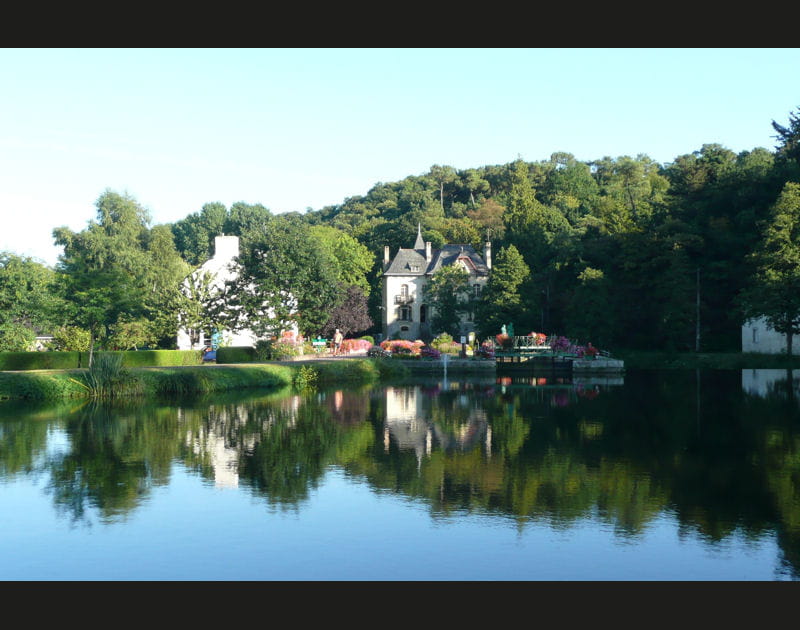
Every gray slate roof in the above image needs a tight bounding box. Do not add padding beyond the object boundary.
[384,244,489,276]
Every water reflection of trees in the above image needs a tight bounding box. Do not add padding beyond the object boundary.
[1,371,800,576]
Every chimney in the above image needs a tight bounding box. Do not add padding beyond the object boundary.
[214,235,240,261]
[484,241,492,269]
[425,241,431,262]
[383,245,391,271]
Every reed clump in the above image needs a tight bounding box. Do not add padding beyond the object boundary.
[83,353,138,398]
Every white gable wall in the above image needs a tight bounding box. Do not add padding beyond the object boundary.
[742,316,800,354]
[176,235,296,350]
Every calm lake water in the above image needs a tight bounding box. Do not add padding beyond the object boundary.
[2,367,800,581]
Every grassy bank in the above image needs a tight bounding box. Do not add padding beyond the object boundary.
[616,351,800,370]
[0,358,412,402]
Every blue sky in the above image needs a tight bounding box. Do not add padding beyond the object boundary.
[2,48,799,267]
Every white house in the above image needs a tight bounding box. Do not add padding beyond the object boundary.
[381,225,491,341]
[742,316,800,355]
[176,235,298,350]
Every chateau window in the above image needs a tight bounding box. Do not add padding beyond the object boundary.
[420,304,427,323]
[398,306,412,321]
[473,284,482,297]
[400,284,409,299]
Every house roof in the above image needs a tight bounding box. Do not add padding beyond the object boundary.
[383,243,489,277]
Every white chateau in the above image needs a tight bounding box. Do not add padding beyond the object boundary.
[381,225,491,341]
[176,235,297,350]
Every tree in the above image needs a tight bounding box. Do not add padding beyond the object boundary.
[108,317,157,350]
[170,202,228,265]
[428,164,458,213]
[466,198,505,241]
[0,252,64,337]
[48,325,91,351]
[173,270,223,350]
[427,265,471,337]
[772,107,800,168]
[308,225,375,295]
[222,216,339,338]
[475,245,530,339]
[321,284,373,338]
[53,189,176,363]
[141,224,193,347]
[739,182,800,355]
[0,321,36,351]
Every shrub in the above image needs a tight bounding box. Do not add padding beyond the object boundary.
[341,338,372,354]
[368,345,391,358]
[292,365,318,390]
[476,342,495,359]
[216,346,256,364]
[380,339,424,355]
[420,346,441,359]
[430,333,453,351]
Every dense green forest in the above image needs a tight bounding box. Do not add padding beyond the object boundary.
[2,108,800,354]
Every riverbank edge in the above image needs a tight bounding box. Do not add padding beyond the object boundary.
[3,352,798,402]
[0,356,493,402]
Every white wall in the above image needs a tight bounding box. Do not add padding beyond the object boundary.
[742,317,800,354]
[176,235,297,350]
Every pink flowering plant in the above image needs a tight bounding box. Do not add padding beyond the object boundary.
[476,341,495,359]
[420,346,441,359]
[550,336,572,352]
[380,339,425,355]
[341,338,372,354]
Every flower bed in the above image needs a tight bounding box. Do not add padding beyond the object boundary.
[380,339,425,355]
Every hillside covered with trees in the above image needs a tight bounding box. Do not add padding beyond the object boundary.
[2,108,800,354]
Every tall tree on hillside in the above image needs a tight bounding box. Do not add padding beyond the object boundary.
[739,182,800,355]
[429,164,458,213]
[466,198,506,241]
[772,107,800,169]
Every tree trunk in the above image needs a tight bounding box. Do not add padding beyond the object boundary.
[695,267,700,352]
[88,332,95,368]
[787,331,793,357]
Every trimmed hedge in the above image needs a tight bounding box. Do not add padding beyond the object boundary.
[0,351,84,371]
[0,349,204,371]
[216,346,257,364]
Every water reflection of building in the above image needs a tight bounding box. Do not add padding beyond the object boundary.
[742,369,800,398]
[182,395,302,488]
[382,385,492,466]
